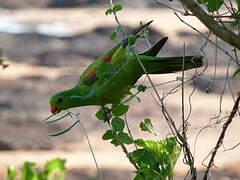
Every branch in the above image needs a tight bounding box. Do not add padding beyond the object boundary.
[102,108,140,171]
[203,92,240,180]
[174,12,238,64]
[178,0,240,51]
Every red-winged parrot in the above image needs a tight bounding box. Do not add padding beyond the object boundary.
[49,21,203,114]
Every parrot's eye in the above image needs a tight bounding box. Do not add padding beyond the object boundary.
[57,98,63,104]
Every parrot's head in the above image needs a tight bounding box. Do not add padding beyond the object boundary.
[49,88,80,114]
[49,86,93,114]
[49,90,70,114]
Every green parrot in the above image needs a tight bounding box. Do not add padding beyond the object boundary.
[49,21,203,114]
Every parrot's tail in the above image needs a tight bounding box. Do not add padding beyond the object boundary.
[141,55,203,74]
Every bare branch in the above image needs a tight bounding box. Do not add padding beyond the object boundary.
[203,92,240,180]
[174,12,238,64]
[178,0,240,51]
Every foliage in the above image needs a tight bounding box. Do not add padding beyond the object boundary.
[197,0,240,29]
[197,0,224,12]
[196,0,240,27]
[7,158,66,180]
[132,137,181,180]
[105,3,123,40]
[96,104,181,179]
[232,66,240,78]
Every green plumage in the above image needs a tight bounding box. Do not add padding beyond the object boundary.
[49,22,203,114]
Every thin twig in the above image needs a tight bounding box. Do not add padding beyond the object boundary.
[174,12,238,65]
[101,108,140,170]
[124,115,138,149]
[203,92,240,180]
[109,0,125,38]
[69,112,104,180]
[178,0,240,51]
[182,43,186,137]
[154,0,189,15]
[224,141,240,151]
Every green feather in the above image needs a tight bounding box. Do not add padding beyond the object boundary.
[49,22,203,113]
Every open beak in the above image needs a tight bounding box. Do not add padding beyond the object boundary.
[51,105,61,114]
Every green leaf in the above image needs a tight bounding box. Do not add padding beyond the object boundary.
[109,31,117,40]
[140,118,154,133]
[134,137,181,178]
[95,110,105,120]
[197,0,223,12]
[144,138,181,175]
[232,66,240,79]
[95,107,110,120]
[115,25,121,33]
[44,158,66,179]
[111,117,125,132]
[134,139,146,147]
[133,174,144,180]
[113,4,123,12]
[102,130,114,140]
[105,8,113,15]
[21,162,38,180]
[117,132,133,144]
[132,138,181,179]
[7,166,17,180]
[137,85,147,92]
[130,149,158,170]
[110,139,119,146]
[237,0,240,11]
[135,168,162,180]
[111,132,133,146]
[208,0,223,12]
[111,139,120,147]
[112,104,129,116]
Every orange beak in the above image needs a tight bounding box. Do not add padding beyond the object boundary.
[51,105,61,114]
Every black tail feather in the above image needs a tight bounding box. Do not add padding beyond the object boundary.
[140,37,168,56]
[142,55,203,74]
[133,20,153,36]
[122,20,153,47]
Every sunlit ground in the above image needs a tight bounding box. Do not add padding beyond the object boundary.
[0,7,240,179]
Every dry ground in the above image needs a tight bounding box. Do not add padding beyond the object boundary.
[0,8,240,179]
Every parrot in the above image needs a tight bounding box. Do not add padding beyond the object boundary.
[49,21,203,114]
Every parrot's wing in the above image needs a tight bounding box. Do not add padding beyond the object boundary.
[80,21,154,85]
[140,37,168,56]
[83,53,116,84]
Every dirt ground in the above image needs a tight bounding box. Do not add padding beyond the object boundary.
[0,7,240,179]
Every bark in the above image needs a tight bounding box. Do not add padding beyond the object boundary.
[179,0,240,51]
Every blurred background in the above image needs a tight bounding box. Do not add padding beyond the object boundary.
[0,0,240,179]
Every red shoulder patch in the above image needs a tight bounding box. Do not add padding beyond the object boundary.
[85,52,115,82]
[86,69,96,81]
[103,53,114,62]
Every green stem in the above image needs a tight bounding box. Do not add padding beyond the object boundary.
[109,0,125,38]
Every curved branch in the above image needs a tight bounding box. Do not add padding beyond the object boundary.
[178,0,240,51]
